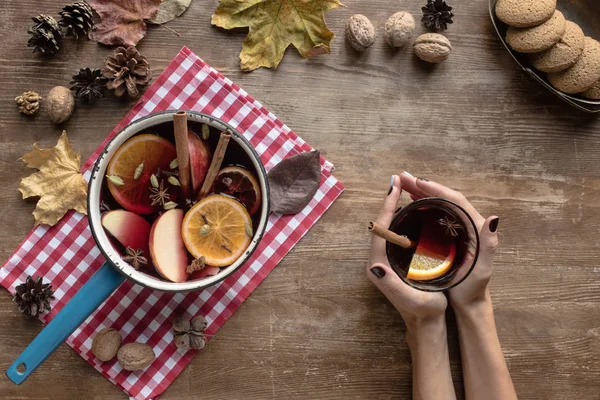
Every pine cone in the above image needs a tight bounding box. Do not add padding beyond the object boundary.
[70,68,107,103]
[102,46,151,98]
[13,276,55,317]
[421,0,454,32]
[15,91,42,115]
[59,1,94,39]
[27,15,63,56]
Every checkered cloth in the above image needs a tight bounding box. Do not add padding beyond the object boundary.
[0,47,344,399]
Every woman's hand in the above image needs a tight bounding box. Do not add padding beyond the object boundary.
[367,175,447,332]
[399,172,500,312]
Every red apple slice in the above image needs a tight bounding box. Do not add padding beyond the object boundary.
[149,209,188,283]
[188,131,212,194]
[102,210,152,270]
[188,266,220,280]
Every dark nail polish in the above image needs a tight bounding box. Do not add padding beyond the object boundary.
[387,186,393,196]
[370,266,386,278]
[418,177,429,182]
[489,217,499,233]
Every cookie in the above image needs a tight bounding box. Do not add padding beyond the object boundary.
[530,21,585,73]
[495,0,556,28]
[506,10,566,53]
[581,80,600,100]
[548,37,600,94]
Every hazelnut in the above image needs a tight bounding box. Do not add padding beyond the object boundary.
[46,86,74,124]
[117,342,155,371]
[413,33,452,63]
[91,327,122,362]
[345,14,375,52]
[384,11,415,48]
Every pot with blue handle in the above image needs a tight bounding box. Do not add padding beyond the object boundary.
[6,110,270,383]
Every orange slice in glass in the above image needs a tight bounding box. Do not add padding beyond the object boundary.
[182,194,252,267]
[406,235,456,281]
[106,134,176,215]
[212,166,262,215]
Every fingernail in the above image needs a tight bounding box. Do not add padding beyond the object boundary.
[489,217,500,233]
[387,175,395,195]
[370,266,386,278]
[403,171,413,177]
[418,177,429,182]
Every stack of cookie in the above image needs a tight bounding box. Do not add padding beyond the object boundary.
[496,0,600,100]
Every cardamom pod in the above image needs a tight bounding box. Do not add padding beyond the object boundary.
[150,174,159,188]
[106,175,124,186]
[169,159,178,169]
[201,124,210,140]
[168,176,181,186]
[164,201,178,210]
[245,223,253,238]
[199,224,211,236]
[134,162,144,180]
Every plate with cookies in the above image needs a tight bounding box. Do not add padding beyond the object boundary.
[490,0,600,113]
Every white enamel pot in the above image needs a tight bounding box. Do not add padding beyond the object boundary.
[7,110,270,383]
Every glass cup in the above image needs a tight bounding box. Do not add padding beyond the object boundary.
[385,197,480,292]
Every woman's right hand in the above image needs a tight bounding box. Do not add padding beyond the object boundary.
[399,172,500,311]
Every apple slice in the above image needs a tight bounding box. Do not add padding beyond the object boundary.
[149,209,188,283]
[188,266,220,280]
[102,210,152,270]
[188,131,212,194]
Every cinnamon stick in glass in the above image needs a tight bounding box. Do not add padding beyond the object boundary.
[173,111,192,199]
[368,221,415,249]
[197,131,231,200]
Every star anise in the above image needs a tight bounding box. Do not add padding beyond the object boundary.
[149,179,170,206]
[186,256,206,274]
[438,216,462,237]
[122,247,147,270]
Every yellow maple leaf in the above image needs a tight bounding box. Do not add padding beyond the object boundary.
[212,0,343,71]
[19,131,87,226]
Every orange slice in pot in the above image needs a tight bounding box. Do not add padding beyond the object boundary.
[406,235,456,281]
[182,194,252,267]
[212,166,261,215]
[106,134,176,215]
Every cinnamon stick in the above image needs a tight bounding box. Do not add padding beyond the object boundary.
[173,111,192,199]
[197,131,231,200]
[368,221,415,249]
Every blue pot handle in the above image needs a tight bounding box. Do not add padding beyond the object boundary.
[6,261,126,384]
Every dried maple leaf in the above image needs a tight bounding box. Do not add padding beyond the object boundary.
[19,131,87,226]
[88,0,161,47]
[212,0,342,71]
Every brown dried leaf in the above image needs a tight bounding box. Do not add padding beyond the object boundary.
[267,150,321,215]
[148,0,192,24]
[18,131,87,226]
[88,0,161,46]
[20,144,53,169]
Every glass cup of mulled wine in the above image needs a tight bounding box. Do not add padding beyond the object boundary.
[385,197,480,292]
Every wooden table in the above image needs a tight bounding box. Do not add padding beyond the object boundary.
[1,0,599,398]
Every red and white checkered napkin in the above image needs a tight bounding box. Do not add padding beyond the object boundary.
[0,47,344,399]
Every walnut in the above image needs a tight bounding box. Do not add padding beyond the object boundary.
[384,11,415,48]
[15,91,41,115]
[117,343,155,371]
[46,86,74,124]
[345,14,375,52]
[91,327,122,362]
[413,33,452,63]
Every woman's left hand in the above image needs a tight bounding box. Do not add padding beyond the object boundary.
[367,175,447,332]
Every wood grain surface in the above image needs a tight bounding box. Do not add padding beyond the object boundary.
[1,0,599,399]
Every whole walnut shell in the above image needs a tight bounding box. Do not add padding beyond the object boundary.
[46,86,74,124]
[117,343,155,371]
[413,33,452,63]
[91,327,122,362]
[384,11,415,48]
[345,14,376,52]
